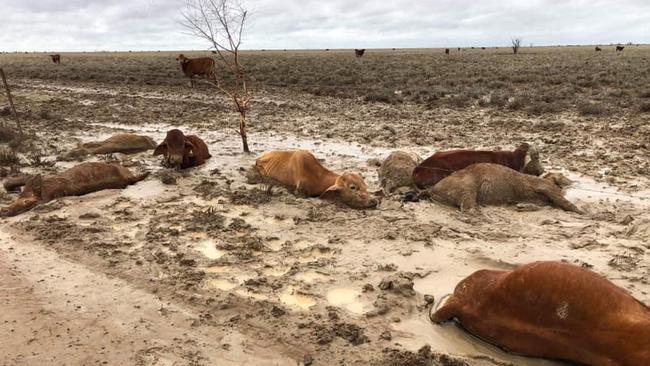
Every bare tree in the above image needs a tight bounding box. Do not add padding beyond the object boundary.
[511,37,522,54]
[181,0,252,152]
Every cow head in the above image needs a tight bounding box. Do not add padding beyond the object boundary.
[522,144,545,176]
[320,172,378,209]
[544,172,573,189]
[176,54,189,64]
[153,129,195,169]
[0,175,43,217]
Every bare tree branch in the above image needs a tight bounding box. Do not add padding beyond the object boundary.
[180,0,253,152]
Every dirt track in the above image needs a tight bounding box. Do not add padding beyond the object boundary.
[1,76,649,366]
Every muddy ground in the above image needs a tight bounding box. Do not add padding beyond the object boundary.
[1,66,649,366]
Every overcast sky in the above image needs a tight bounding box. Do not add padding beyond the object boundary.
[1,0,648,51]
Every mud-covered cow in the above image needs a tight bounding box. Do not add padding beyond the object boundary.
[431,261,650,366]
[429,163,580,212]
[247,149,377,209]
[1,162,149,216]
[63,133,157,160]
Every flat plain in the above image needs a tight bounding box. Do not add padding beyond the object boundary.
[0,46,649,366]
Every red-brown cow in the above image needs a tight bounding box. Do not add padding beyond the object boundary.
[247,150,377,209]
[412,143,542,188]
[153,129,211,169]
[176,54,215,88]
[430,261,650,366]
[49,54,61,64]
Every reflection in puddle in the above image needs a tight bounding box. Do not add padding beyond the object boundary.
[279,287,316,310]
[393,315,558,366]
[262,265,290,277]
[326,287,365,314]
[194,239,224,260]
[236,289,269,301]
[206,279,237,291]
[295,271,325,283]
[122,179,166,200]
[563,171,650,207]
[204,266,229,274]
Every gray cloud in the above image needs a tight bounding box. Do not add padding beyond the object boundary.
[0,0,648,51]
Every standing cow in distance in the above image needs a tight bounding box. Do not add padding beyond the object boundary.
[445,48,450,55]
[354,49,365,58]
[176,54,216,88]
[431,261,650,366]
[595,46,602,51]
[49,54,61,64]
[616,45,625,52]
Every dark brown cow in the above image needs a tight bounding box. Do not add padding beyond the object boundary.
[247,150,377,209]
[595,46,602,51]
[355,49,365,58]
[49,54,61,64]
[445,48,450,55]
[153,129,211,169]
[616,45,625,52]
[412,143,542,188]
[431,261,650,366]
[0,162,149,217]
[176,54,215,88]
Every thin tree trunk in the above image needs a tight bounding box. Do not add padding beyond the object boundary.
[239,113,249,153]
[0,68,22,135]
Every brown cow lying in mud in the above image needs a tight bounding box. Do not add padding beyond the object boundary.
[153,129,211,170]
[412,143,544,188]
[0,162,149,217]
[430,261,650,366]
[247,150,378,209]
[429,163,580,213]
[62,134,157,160]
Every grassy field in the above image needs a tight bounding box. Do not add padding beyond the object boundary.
[2,46,650,115]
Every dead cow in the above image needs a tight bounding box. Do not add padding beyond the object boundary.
[49,54,61,64]
[63,134,157,160]
[0,162,149,217]
[378,151,421,193]
[153,129,211,169]
[431,261,650,366]
[429,163,580,212]
[247,150,377,209]
[413,143,543,188]
[176,54,216,88]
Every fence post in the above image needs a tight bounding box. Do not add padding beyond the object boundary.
[0,68,23,135]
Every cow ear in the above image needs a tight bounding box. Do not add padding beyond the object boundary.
[319,184,341,200]
[153,142,167,156]
[184,139,196,156]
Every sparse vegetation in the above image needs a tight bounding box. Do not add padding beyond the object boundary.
[1,46,649,117]
[0,146,19,166]
[512,37,522,54]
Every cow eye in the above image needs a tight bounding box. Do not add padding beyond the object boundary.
[350,185,357,191]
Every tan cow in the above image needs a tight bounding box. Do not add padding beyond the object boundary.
[247,150,377,209]
[1,162,149,216]
[62,133,157,160]
[431,261,650,366]
[429,163,580,213]
[176,54,216,88]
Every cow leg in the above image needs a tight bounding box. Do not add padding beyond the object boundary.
[535,186,581,213]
